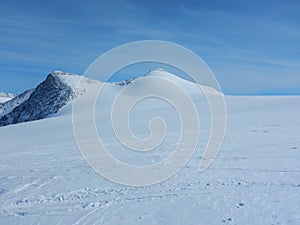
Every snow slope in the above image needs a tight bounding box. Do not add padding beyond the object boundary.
[0,70,299,224]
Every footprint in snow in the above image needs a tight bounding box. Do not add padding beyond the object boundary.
[0,188,6,195]
[222,218,233,223]
[237,202,245,208]
[15,211,28,216]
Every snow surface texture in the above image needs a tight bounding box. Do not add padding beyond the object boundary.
[0,70,299,224]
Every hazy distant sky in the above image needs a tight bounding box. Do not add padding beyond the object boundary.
[1,0,299,95]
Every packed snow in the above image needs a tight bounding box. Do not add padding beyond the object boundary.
[0,70,299,224]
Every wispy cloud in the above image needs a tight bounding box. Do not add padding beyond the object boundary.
[0,0,299,95]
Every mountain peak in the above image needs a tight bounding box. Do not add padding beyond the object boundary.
[115,69,170,86]
[151,68,167,73]
[0,92,15,99]
[49,70,83,91]
[145,68,168,76]
[0,91,14,97]
[0,69,222,127]
[51,70,65,75]
[0,92,16,103]
[0,71,81,127]
[51,70,79,76]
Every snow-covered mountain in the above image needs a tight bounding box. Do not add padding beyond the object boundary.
[0,92,15,103]
[0,89,34,118]
[0,69,221,127]
[0,71,82,127]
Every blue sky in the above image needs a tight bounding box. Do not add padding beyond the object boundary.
[0,0,299,95]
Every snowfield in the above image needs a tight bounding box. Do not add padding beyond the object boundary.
[0,71,299,224]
